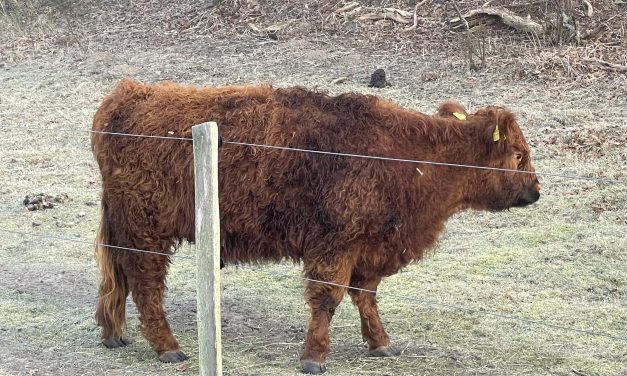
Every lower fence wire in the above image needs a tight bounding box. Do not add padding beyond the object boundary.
[232,263,627,343]
[1,227,626,343]
[0,228,194,259]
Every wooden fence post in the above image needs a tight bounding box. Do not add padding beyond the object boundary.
[192,122,222,376]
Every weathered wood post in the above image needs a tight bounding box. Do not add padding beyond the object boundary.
[192,122,222,376]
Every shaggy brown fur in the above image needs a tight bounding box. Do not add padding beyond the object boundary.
[91,79,540,373]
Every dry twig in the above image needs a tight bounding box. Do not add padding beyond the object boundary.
[450,0,480,70]
[330,76,349,84]
[571,368,592,376]
[583,0,593,17]
[335,2,360,14]
[405,0,429,31]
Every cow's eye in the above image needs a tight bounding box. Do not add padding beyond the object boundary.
[513,152,525,169]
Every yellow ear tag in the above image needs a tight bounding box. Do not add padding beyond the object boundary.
[452,112,466,121]
[492,126,500,142]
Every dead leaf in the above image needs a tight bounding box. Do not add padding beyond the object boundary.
[175,362,189,372]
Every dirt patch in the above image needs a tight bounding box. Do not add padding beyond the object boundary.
[0,262,95,303]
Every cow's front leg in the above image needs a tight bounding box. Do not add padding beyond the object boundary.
[300,265,351,374]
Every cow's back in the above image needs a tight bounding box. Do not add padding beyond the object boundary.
[92,80,411,264]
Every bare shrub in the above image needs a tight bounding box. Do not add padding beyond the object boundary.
[542,0,579,45]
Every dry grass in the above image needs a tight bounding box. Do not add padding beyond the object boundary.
[1,1,626,375]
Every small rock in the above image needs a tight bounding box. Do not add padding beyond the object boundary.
[32,221,41,227]
[56,220,75,228]
[77,211,86,217]
[84,201,97,207]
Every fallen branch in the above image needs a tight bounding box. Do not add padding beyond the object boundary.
[450,7,545,35]
[583,58,627,72]
[359,7,413,24]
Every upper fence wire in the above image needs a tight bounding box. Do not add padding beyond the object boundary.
[0,125,625,185]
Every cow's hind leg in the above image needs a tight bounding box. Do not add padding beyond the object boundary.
[348,275,399,357]
[300,261,352,374]
[126,249,187,363]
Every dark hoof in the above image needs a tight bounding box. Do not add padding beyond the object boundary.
[102,337,129,348]
[369,346,400,357]
[300,359,326,374]
[159,350,189,363]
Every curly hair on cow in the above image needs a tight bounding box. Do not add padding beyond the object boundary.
[91,79,540,373]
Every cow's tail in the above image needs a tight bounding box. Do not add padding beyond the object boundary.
[94,204,127,338]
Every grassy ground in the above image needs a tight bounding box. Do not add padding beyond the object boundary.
[1,1,626,375]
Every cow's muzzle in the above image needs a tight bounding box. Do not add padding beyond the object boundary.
[514,180,541,207]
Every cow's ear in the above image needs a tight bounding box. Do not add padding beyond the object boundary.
[436,100,468,120]
[482,107,515,155]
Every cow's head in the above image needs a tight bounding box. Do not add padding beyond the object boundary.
[465,106,541,211]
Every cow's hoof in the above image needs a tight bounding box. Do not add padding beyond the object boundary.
[159,350,189,363]
[300,359,326,374]
[369,346,400,357]
[102,337,129,348]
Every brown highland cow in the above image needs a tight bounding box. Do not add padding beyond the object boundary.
[91,79,540,374]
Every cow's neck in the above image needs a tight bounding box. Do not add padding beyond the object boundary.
[408,114,482,217]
